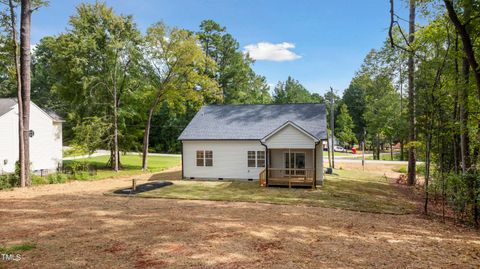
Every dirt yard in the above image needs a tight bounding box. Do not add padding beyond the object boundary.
[1,166,480,268]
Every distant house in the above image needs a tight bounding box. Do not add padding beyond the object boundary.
[178,104,327,188]
[0,98,64,174]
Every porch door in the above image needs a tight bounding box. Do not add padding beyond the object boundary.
[284,152,305,176]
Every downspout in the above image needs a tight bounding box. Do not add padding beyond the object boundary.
[260,140,268,186]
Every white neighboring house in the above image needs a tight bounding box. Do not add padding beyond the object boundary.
[0,98,64,174]
[178,104,327,188]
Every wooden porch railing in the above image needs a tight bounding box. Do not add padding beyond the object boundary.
[268,168,314,179]
[259,168,267,187]
[268,168,315,188]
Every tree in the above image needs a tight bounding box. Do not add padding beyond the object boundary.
[197,20,271,104]
[43,2,144,171]
[389,0,417,185]
[19,0,32,185]
[273,76,321,104]
[141,22,220,170]
[336,104,357,147]
[343,75,367,141]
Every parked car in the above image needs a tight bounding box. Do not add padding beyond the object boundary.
[334,146,347,152]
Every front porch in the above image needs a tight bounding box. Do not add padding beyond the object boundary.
[259,148,318,188]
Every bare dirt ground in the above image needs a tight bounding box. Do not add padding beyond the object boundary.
[1,166,480,268]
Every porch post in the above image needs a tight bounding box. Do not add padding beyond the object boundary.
[266,149,269,185]
[288,148,291,178]
[313,147,316,188]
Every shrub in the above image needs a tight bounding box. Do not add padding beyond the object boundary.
[72,172,90,181]
[32,175,48,185]
[46,173,69,184]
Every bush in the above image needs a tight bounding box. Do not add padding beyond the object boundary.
[46,173,69,184]
[72,172,90,181]
[32,175,48,185]
[0,174,15,190]
[398,166,407,173]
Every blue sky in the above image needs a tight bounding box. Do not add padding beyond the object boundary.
[31,0,408,95]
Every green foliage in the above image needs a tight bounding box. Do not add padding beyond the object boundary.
[273,76,322,104]
[197,20,271,104]
[343,75,367,140]
[71,116,110,156]
[336,104,357,147]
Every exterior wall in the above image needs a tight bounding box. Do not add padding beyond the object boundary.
[182,140,265,180]
[264,125,315,149]
[0,103,63,174]
[316,143,324,184]
[0,109,18,174]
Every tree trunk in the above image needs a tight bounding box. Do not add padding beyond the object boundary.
[8,0,25,187]
[20,0,32,186]
[424,132,432,214]
[406,0,416,186]
[141,108,155,171]
[400,139,404,161]
[141,90,164,171]
[390,139,393,161]
[112,86,119,172]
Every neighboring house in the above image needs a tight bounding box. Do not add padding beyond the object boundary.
[0,98,64,174]
[178,104,327,187]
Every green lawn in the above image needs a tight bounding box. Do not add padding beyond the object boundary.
[62,154,181,181]
[129,169,416,214]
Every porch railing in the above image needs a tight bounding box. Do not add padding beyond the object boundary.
[259,168,267,187]
[268,168,314,179]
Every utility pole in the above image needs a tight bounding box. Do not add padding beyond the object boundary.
[330,87,335,169]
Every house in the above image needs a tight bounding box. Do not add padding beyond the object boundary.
[178,104,327,188]
[0,98,64,174]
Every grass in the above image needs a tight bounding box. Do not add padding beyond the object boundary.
[61,154,181,181]
[131,169,416,214]
[0,243,36,254]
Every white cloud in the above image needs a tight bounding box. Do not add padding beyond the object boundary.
[244,42,301,62]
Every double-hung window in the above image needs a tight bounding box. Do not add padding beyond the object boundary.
[248,151,265,168]
[196,150,213,166]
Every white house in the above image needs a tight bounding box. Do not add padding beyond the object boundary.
[0,98,64,174]
[178,104,328,188]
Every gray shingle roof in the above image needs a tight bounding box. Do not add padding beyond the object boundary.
[0,98,17,117]
[178,103,327,141]
[0,98,64,122]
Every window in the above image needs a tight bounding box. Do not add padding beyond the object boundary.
[196,151,204,166]
[257,151,265,167]
[196,150,213,167]
[248,151,265,168]
[205,150,213,166]
[248,151,256,167]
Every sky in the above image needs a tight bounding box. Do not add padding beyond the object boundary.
[30,0,409,96]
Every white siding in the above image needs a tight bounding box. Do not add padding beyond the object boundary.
[0,109,18,174]
[183,140,265,180]
[0,103,62,174]
[264,125,315,149]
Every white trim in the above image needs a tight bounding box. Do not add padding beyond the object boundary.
[261,121,319,143]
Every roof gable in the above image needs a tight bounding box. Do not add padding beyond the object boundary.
[178,103,327,141]
[0,98,17,118]
[261,121,318,142]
